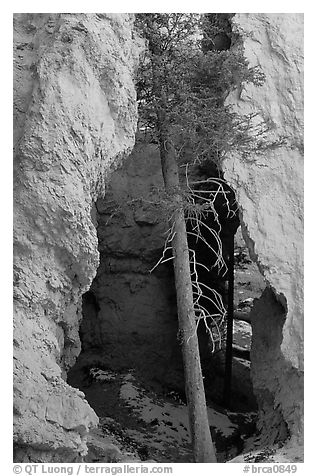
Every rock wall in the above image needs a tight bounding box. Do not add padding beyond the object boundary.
[13,13,140,462]
[76,142,258,411]
[223,13,304,451]
[78,143,183,387]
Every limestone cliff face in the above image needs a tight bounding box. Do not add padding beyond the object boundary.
[223,13,304,450]
[13,13,140,462]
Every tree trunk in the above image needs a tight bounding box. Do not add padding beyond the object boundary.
[159,139,217,463]
[223,232,235,408]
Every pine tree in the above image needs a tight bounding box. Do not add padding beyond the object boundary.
[135,13,264,462]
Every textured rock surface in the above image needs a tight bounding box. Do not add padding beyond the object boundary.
[79,143,182,385]
[13,13,140,462]
[223,13,304,453]
[74,143,261,412]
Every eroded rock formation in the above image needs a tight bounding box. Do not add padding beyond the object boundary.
[13,12,304,463]
[223,13,304,454]
[74,142,257,411]
[13,13,140,462]
[78,143,181,386]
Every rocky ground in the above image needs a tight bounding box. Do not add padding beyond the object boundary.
[70,366,257,463]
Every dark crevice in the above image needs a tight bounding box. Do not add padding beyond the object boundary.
[67,143,267,462]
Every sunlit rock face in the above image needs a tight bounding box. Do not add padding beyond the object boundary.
[13,13,140,462]
[223,13,304,454]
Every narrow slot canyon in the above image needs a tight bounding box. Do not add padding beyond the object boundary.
[13,12,304,465]
[67,142,268,463]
